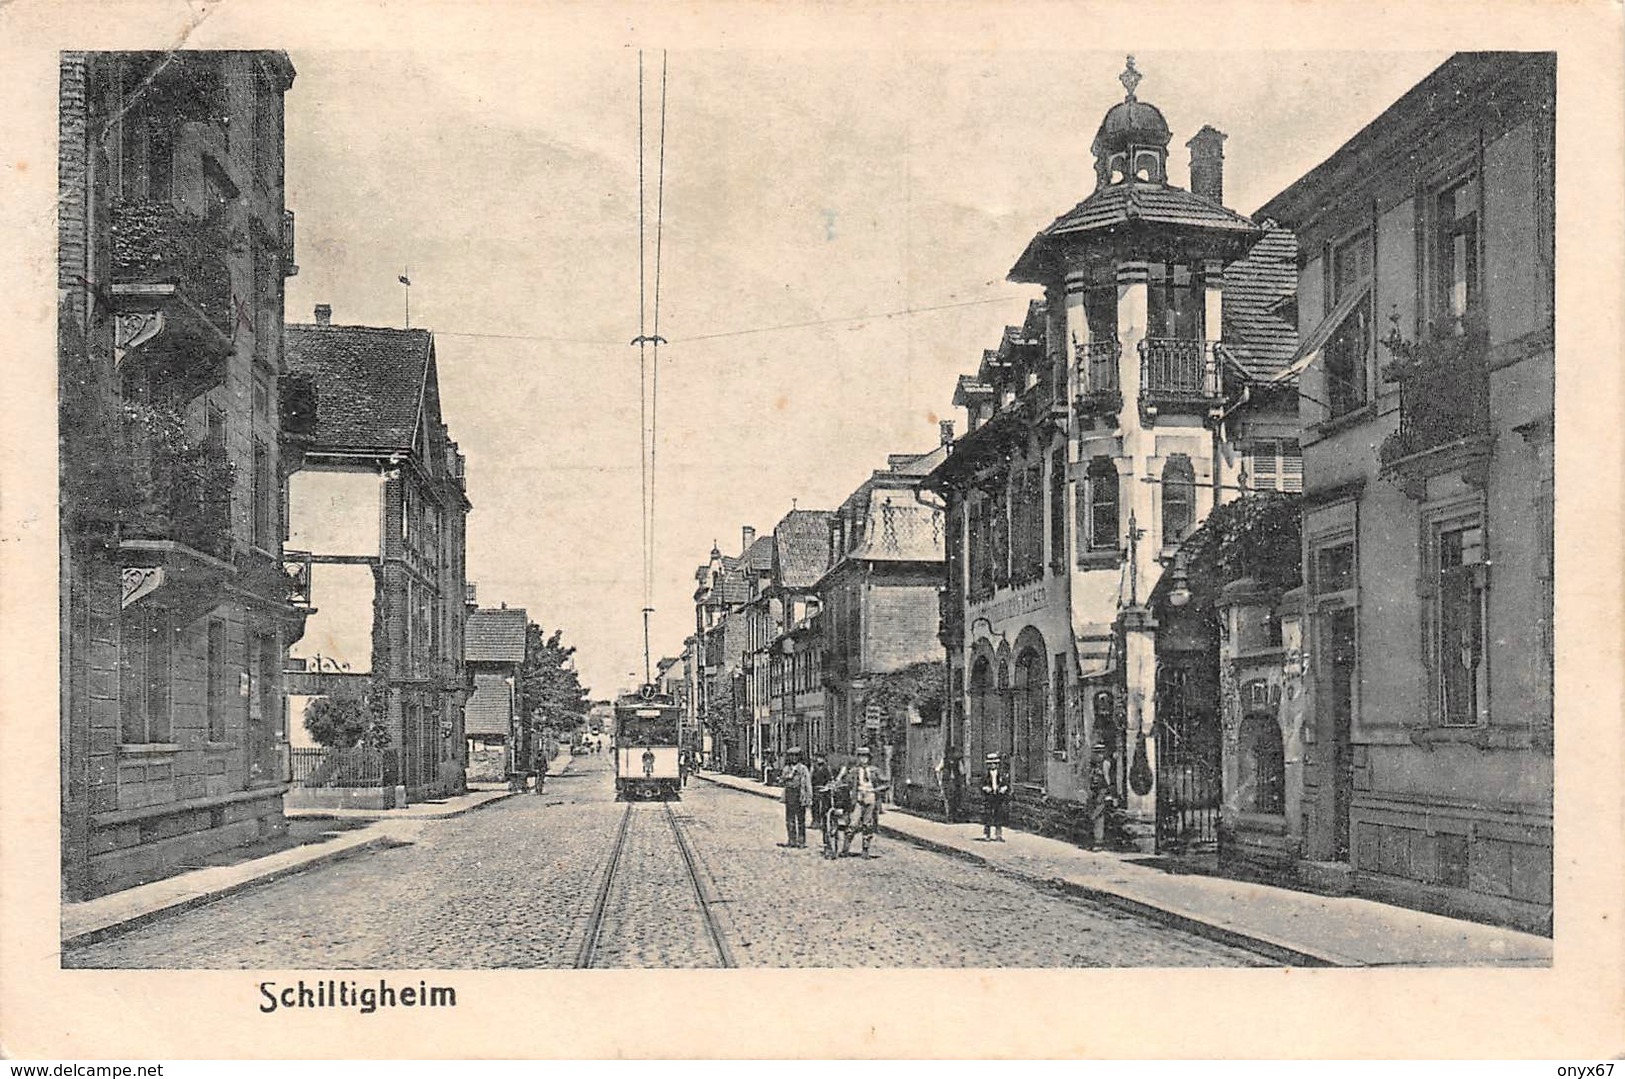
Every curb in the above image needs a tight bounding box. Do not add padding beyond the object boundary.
[62,833,411,951]
[288,790,519,822]
[697,771,1340,967]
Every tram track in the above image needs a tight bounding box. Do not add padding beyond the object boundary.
[575,798,734,969]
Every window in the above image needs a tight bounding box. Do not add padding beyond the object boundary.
[1246,439,1303,493]
[1161,454,1195,545]
[1077,457,1119,559]
[989,475,1010,588]
[1325,231,1373,416]
[1147,263,1202,340]
[1013,648,1047,783]
[1049,447,1067,574]
[1432,519,1488,726]
[252,440,274,549]
[1314,542,1355,595]
[120,604,175,744]
[1433,175,1480,330]
[1052,653,1069,756]
[206,619,228,741]
[1012,462,1044,585]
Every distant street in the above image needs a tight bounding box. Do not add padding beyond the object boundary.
[65,756,1271,969]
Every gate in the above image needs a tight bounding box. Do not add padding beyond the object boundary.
[1154,664,1221,853]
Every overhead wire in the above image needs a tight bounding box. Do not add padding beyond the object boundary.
[648,51,670,689]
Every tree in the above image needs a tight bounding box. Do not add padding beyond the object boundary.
[303,689,388,749]
[518,622,590,738]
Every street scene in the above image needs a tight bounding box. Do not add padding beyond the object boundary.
[65,753,1273,968]
[56,46,1555,970]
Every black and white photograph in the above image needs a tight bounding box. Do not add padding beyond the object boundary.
[2,0,1621,1062]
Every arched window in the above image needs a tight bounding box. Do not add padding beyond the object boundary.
[1238,713,1286,815]
[1134,149,1163,183]
[1162,453,1195,544]
[1012,648,1048,783]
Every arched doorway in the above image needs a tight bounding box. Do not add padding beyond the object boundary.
[967,655,992,773]
[1012,647,1048,784]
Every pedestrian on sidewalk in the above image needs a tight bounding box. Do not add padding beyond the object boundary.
[836,746,888,858]
[780,747,812,848]
[810,754,833,838]
[979,752,1010,841]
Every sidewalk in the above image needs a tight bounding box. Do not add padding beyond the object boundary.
[61,761,574,949]
[695,769,1552,968]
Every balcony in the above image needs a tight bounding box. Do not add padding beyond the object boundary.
[1139,338,1220,415]
[279,373,319,444]
[117,402,234,561]
[1076,339,1123,414]
[1379,338,1493,496]
[109,197,236,399]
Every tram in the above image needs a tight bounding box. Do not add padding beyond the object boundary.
[613,687,683,800]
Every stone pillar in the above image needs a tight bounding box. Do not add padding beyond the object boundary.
[1121,606,1158,823]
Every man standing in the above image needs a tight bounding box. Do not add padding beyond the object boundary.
[809,754,833,840]
[980,752,1011,841]
[837,746,888,858]
[780,747,812,847]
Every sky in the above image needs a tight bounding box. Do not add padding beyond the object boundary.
[280,48,1451,699]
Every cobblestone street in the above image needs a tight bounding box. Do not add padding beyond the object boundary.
[65,756,1272,969]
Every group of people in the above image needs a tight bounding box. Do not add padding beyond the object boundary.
[778,746,889,859]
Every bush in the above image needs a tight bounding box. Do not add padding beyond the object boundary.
[303,694,386,749]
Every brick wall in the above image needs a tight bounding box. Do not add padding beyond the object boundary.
[863,573,942,674]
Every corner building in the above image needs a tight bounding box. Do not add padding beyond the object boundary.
[58,52,306,897]
[927,60,1298,845]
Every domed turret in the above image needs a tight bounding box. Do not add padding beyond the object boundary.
[1093,56,1172,188]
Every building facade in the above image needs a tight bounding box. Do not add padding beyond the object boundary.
[927,59,1299,848]
[59,51,306,898]
[693,537,751,773]
[1256,52,1554,932]
[463,605,527,783]
[284,309,472,805]
[816,442,948,802]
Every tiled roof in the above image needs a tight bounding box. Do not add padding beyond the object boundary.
[773,509,834,588]
[853,488,943,563]
[1010,183,1263,283]
[743,534,775,572]
[285,324,434,452]
[706,567,749,606]
[1045,183,1260,237]
[1221,227,1300,380]
[465,672,513,736]
[465,607,528,663]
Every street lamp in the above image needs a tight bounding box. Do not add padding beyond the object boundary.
[1167,553,1192,608]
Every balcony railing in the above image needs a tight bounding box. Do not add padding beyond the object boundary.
[282,209,299,277]
[1139,338,1220,407]
[1076,339,1123,411]
[119,402,234,561]
[1379,346,1492,468]
[109,197,234,332]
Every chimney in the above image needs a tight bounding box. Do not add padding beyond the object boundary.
[939,420,955,446]
[1187,125,1226,205]
[314,303,332,326]
[741,525,756,553]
